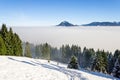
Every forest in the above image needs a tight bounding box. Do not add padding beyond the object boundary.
[0,24,22,56]
[23,42,120,77]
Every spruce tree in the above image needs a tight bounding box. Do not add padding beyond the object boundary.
[91,50,107,73]
[112,57,120,78]
[41,43,51,61]
[9,27,14,55]
[110,50,120,74]
[67,56,79,69]
[101,50,108,73]
[0,35,6,55]
[83,48,95,69]
[35,45,41,58]
[107,52,113,74]
[24,42,32,57]
[0,24,9,55]
[61,45,71,63]
[13,33,23,56]
[0,24,22,56]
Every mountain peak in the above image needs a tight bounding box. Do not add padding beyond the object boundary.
[57,21,76,26]
[62,21,69,23]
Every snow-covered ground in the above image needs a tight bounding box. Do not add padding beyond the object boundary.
[0,56,117,80]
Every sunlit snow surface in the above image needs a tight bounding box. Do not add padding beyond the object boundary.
[0,56,116,80]
[12,26,120,52]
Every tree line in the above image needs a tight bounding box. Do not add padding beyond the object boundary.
[25,43,120,76]
[0,24,22,56]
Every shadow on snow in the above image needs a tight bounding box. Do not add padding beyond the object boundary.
[8,57,115,80]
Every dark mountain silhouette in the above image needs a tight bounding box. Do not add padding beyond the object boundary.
[57,21,77,26]
[83,22,120,26]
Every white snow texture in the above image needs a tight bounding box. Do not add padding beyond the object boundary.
[0,56,117,80]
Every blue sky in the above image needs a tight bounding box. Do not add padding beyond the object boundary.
[0,0,120,26]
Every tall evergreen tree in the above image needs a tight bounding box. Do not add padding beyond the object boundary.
[109,50,120,74]
[61,45,71,63]
[41,43,51,61]
[0,35,6,55]
[0,24,9,55]
[112,57,120,78]
[107,52,113,74]
[83,48,95,69]
[35,45,42,58]
[24,42,32,57]
[13,33,22,56]
[9,27,14,55]
[0,24,22,56]
[101,50,108,73]
[91,50,107,73]
[71,45,81,58]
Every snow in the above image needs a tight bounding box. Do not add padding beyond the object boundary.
[0,56,117,80]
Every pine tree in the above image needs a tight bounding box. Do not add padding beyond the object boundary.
[0,24,9,55]
[0,24,22,56]
[107,52,113,74]
[101,50,108,73]
[0,35,6,55]
[9,27,14,55]
[67,56,79,69]
[13,33,22,56]
[112,57,120,78]
[61,45,71,63]
[83,48,95,69]
[24,42,32,57]
[35,45,41,58]
[41,43,51,61]
[114,50,120,59]
[91,50,107,73]
[109,50,120,74]
[71,45,81,67]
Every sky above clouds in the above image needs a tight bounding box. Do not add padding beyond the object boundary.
[0,0,120,26]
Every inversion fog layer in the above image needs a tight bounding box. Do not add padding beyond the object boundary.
[12,26,120,52]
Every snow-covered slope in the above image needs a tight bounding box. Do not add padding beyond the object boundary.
[0,56,117,80]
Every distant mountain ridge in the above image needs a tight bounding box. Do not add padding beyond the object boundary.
[83,22,120,26]
[57,21,120,27]
[57,21,77,26]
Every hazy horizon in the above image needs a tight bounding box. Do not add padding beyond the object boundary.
[11,26,120,53]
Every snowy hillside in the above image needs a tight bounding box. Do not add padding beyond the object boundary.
[0,56,117,80]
